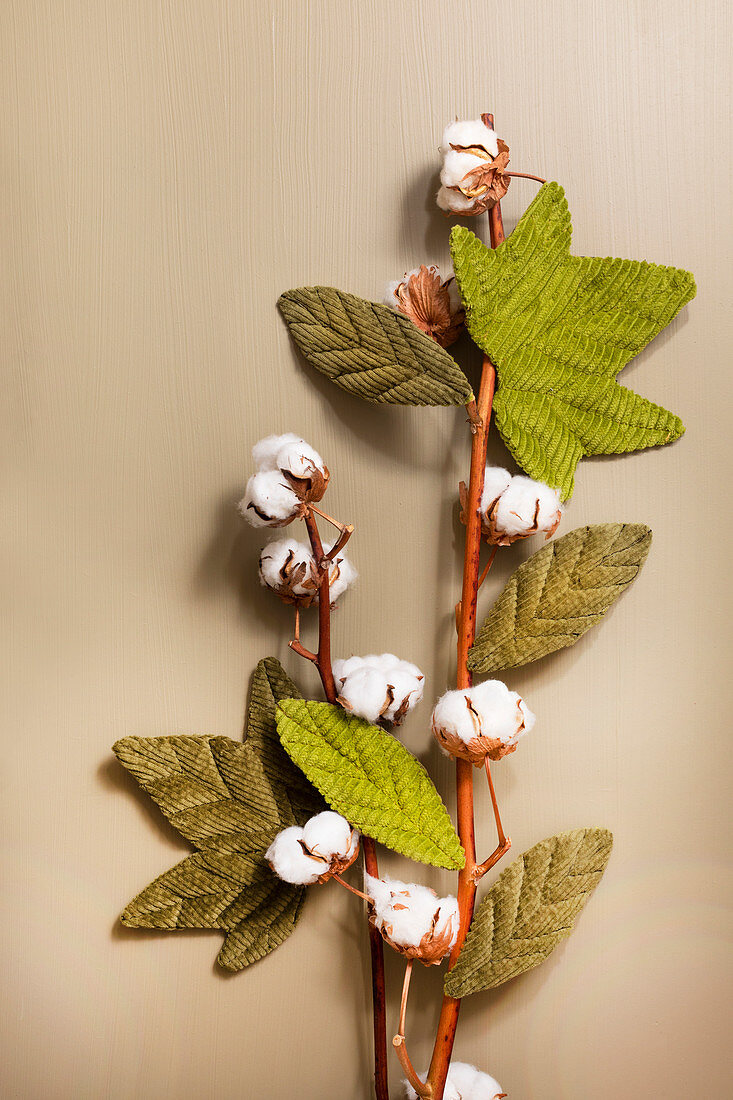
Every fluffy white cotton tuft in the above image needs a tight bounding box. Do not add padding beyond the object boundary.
[436,185,479,214]
[494,475,562,537]
[258,537,316,597]
[440,120,499,158]
[252,432,304,471]
[266,826,325,885]
[323,541,358,603]
[432,681,535,748]
[481,466,513,510]
[440,148,484,189]
[365,874,459,952]
[239,470,300,527]
[301,812,356,861]
[403,1061,506,1100]
[333,654,424,725]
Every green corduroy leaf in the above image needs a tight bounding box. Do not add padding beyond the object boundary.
[278,285,473,406]
[469,523,652,674]
[276,699,465,869]
[444,827,613,997]
[114,658,322,971]
[451,182,695,499]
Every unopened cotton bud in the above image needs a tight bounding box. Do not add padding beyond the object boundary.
[479,468,562,545]
[239,470,302,528]
[267,814,359,886]
[404,1061,506,1100]
[333,654,424,726]
[365,873,459,966]
[432,680,535,766]
[383,264,464,348]
[436,118,511,216]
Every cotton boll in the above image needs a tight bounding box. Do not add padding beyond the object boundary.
[333,654,425,725]
[258,537,318,605]
[266,826,325,885]
[275,438,326,481]
[440,119,499,158]
[239,470,301,527]
[493,475,562,539]
[302,812,354,861]
[481,466,513,511]
[432,681,534,766]
[365,874,459,965]
[252,432,304,471]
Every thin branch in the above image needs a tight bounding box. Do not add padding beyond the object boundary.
[300,509,389,1100]
[309,504,355,561]
[289,606,318,662]
[333,875,372,903]
[477,545,498,590]
[393,961,432,1098]
[506,171,547,184]
[485,755,508,848]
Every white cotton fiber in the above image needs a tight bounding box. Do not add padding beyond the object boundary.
[252,432,305,471]
[403,1062,505,1100]
[266,826,325,885]
[436,186,479,215]
[301,812,355,861]
[494,475,562,537]
[432,681,535,747]
[258,538,315,596]
[275,438,326,480]
[239,470,300,527]
[333,654,424,725]
[440,149,484,190]
[481,466,513,511]
[324,542,358,602]
[365,874,459,952]
[440,119,499,158]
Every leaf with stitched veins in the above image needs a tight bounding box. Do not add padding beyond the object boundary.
[468,523,652,674]
[278,285,473,406]
[113,658,323,971]
[444,827,613,997]
[276,698,465,869]
[451,182,695,499]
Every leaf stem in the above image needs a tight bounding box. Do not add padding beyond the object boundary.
[301,509,390,1100]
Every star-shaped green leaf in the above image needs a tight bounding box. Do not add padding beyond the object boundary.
[113,658,324,971]
[451,182,696,499]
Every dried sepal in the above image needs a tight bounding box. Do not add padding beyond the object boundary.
[387,265,465,348]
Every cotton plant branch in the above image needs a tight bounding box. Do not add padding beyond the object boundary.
[294,504,390,1100]
[393,960,432,1098]
[427,135,512,1100]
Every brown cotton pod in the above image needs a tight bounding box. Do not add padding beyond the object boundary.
[432,723,518,767]
[281,463,330,504]
[369,905,458,967]
[445,137,511,214]
[393,265,465,349]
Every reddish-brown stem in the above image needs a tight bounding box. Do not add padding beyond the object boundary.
[393,961,432,1098]
[427,119,510,1099]
[301,509,389,1100]
[484,755,508,849]
[333,874,372,903]
[477,545,498,590]
[506,171,547,184]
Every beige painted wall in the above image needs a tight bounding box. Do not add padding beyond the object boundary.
[2,1,731,1097]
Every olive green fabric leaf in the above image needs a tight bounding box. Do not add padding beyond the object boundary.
[469,523,652,674]
[276,699,465,869]
[277,286,473,406]
[451,182,695,499]
[113,659,324,971]
[245,656,326,823]
[444,827,613,997]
